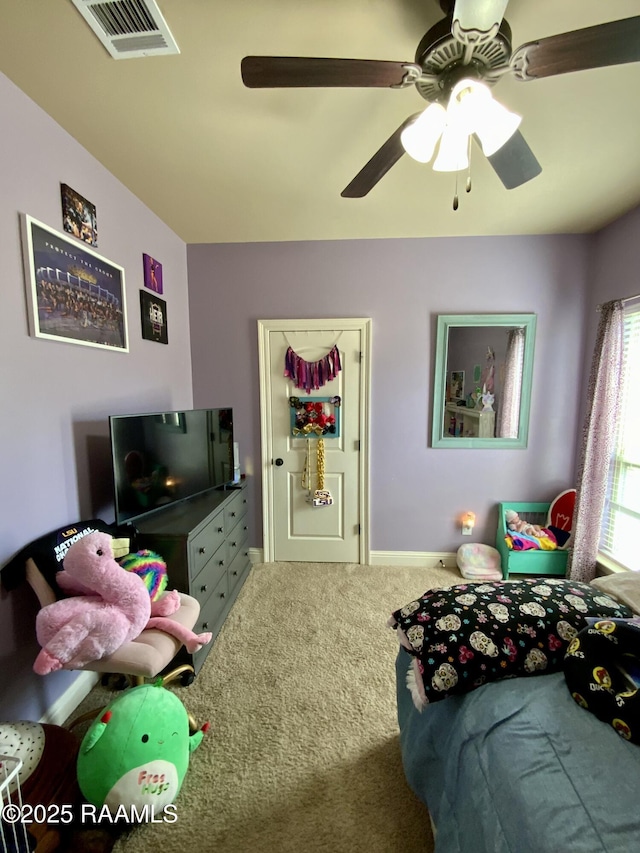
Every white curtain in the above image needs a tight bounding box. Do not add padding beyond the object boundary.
[568,300,624,582]
[497,327,524,439]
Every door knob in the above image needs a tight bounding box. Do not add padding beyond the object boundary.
[274,458,284,466]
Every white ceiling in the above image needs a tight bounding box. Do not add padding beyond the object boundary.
[2,0,640,244]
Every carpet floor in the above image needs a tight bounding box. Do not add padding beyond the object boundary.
[68,561,461,853]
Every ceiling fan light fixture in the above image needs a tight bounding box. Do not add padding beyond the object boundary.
[400,103,447,163]
[450,78,492,132]
[430,81,476,173]
[432,121,469,172]
[475,97,522,156]
[448,77,522,158]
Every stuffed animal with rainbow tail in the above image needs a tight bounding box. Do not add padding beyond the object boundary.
[118,549,168,601]
[77,682,209,816]
[117,547,213,652]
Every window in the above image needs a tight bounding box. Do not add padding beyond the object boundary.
[600,303,640,570]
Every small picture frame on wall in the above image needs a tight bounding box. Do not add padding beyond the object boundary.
[60,183,98,246]
[450,370,465,400]
[142,253,163,294]
[140,289,168,344]
[21,214,127,352]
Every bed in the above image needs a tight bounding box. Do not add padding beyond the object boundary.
[392,573,640,853]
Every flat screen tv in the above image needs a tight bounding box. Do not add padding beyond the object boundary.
[109,408,234,525]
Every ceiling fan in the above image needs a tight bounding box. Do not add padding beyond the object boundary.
[241,0,640,199]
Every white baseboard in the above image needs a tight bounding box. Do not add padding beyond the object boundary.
[369,550,458,568]
[248,547,263,565]
[39,671,100,727]
[248,547,457,569]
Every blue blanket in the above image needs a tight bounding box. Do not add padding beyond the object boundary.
[396,647,640,853]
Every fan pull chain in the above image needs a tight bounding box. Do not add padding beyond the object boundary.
[453,137,474,210]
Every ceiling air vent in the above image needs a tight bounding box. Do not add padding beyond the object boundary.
[69,0,180,59]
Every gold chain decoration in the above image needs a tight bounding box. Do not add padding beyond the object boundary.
[301,438,311,491]
[316,438,325,491]
[302,438,332,506]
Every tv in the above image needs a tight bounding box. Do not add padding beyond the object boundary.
[109,408,234,525]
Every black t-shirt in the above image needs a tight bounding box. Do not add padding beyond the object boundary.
[1,519,135,597]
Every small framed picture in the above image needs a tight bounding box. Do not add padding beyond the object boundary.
[142,253,163,294]
[21,214,127,352]
[60,183,98,246]
[450,370,465,400]
[140,290,168,344]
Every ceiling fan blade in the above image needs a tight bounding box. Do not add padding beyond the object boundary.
[451,0,509,44]
[241,56,421,89]
[511,16,640,80]
[341,115,421,198]
[482,130,541,189]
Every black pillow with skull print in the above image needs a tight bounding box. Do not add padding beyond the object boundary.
[389,578,632,709]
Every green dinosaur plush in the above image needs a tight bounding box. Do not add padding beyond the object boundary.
[77,682,208,815]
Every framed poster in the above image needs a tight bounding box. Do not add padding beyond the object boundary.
[142,253,163,294]
[140,290,168,344]
[60,183,98,246]
[20,214,128,352]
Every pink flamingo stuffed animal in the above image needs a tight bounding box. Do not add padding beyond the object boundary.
[34,532,212,675]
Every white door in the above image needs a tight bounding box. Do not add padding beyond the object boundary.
[258,319,371,563]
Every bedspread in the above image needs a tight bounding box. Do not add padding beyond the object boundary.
[395,647,640,853]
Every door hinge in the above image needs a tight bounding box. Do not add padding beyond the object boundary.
[359,351,363,361]
[355,440,360,451]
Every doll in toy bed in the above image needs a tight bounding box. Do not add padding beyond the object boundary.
[504,508,558,551]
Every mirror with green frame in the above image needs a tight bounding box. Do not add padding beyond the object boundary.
[431,313,536,449]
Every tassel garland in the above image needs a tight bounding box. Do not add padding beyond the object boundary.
[284,345,342,394]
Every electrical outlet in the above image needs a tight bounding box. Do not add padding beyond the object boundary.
[461,523,473,535]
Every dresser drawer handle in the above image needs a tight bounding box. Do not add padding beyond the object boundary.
[202,621,209,631]
[217,527,223,533]
[231,541,237,548]
[199,547,206,555]
[200,584,208,593]
[218,560,225,567]
[230,511,236,518]
[220,592,225,599]
[232,570,238,576]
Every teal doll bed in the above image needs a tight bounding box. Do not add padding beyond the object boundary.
[495,501,569,579]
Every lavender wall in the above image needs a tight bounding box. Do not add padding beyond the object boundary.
[0,73,192,722]
[187,235,589,554]
[588,205,640,311]
[576,205,640,455]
